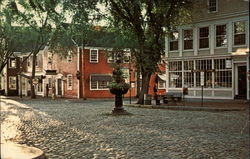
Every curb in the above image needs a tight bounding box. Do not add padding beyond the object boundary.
[124,104,246,112]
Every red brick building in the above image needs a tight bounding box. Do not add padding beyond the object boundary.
[80,47,137,99]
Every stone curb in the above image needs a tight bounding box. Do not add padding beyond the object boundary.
[1,143,46,159]
[124,104,246,112]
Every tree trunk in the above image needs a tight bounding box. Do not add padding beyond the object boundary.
[137,71,151,104]
[30,54,36,99]
[136,70,141,98]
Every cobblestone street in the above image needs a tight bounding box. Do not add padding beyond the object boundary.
[1,97,249,159]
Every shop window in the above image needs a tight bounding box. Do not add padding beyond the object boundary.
[183,29,193,50]
[195,59,212,88]
[90,75,111,90]
[216,24,227,47]
[9,76,17,90]
[169,61,182,88]
[199,27,209,49]
[214,59,232,88]
[184,61,194,88]
[169,32,179,51]
[234,21,246,45]
[158,79,166,89]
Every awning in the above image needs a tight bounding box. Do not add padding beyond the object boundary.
[91,74,112,81]
[157,74,166,81]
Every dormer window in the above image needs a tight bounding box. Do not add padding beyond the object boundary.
[9,58,16,68]
[208,0,217,13]
[67,51,73,62]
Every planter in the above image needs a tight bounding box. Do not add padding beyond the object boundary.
[109,87,129,95]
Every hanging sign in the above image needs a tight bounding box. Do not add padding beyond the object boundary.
[200,72,204,86]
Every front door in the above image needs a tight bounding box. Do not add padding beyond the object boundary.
[237,66,247,99]
[57,79,62,96]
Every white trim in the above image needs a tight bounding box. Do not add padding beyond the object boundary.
[165,36,169,58]
[179,29,183,57]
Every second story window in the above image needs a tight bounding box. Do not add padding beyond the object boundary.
[169,32,179,51]
[67,74,73,90]
[123,52,131,63]
[9,58,16,68]
[183,29,193,50]
[208,0,217,13]
[67,51,72,62]
[199,27,209,49]
[90,49,98,63]
[234,21,246,46]
[216,24,227,47]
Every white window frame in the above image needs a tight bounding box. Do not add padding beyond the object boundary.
[90,49,99,63]
[208,0,218,13]
[198,26,210,49]
[9,58,16,68]
[158,79,166,89]
[215,24,227,48]
[67,51,73,62]
[9,76,17,90]
[183,29,193,50]
[123,52,131,63]
[169,32,179,51]
[233,21,246,47]
[90,75,110,90]
[67,74,73,90]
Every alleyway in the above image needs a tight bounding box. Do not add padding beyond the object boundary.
[1,97,249,159]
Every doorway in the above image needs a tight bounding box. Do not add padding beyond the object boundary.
[236,65,247,99]
[57,79,62,96]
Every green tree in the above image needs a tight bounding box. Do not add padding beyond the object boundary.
[4,0,65,98]
[103,0,192,104]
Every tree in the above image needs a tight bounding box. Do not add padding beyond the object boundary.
[103,0,193,104]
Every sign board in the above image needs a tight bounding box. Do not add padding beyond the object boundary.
[225,60,232,68]
[200,72,204,86]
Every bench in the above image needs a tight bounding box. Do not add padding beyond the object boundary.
[162,92,183,104]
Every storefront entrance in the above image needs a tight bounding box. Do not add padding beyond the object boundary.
[57,79,62,96]
[236,65,247,99]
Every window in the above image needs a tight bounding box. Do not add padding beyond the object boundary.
[199,27,209,49]
[107,52,115,63]
[90,49,98,63]
[214,59,232,88]
[234,21,246,45]
[169,61,182,88]
[37,82,43,92]
[216,24,227,47]
[169,32,179,51]
[67,74,73,90]
[27,57,30,67]
[158,79,166,89]
[67,51,73,62]
[195,59,212,88]
[9,58,16,68]
[183,29,193,50]
[123,52,131,63]
[9,76,16,90]
[208,0,217,12]
[121,68,129,83]
[184,61,194,87]
[90,75,111,90]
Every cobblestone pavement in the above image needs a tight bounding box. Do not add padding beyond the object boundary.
[1,97,249,159]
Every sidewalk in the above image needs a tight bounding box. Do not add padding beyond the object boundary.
[125,99,249,112]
